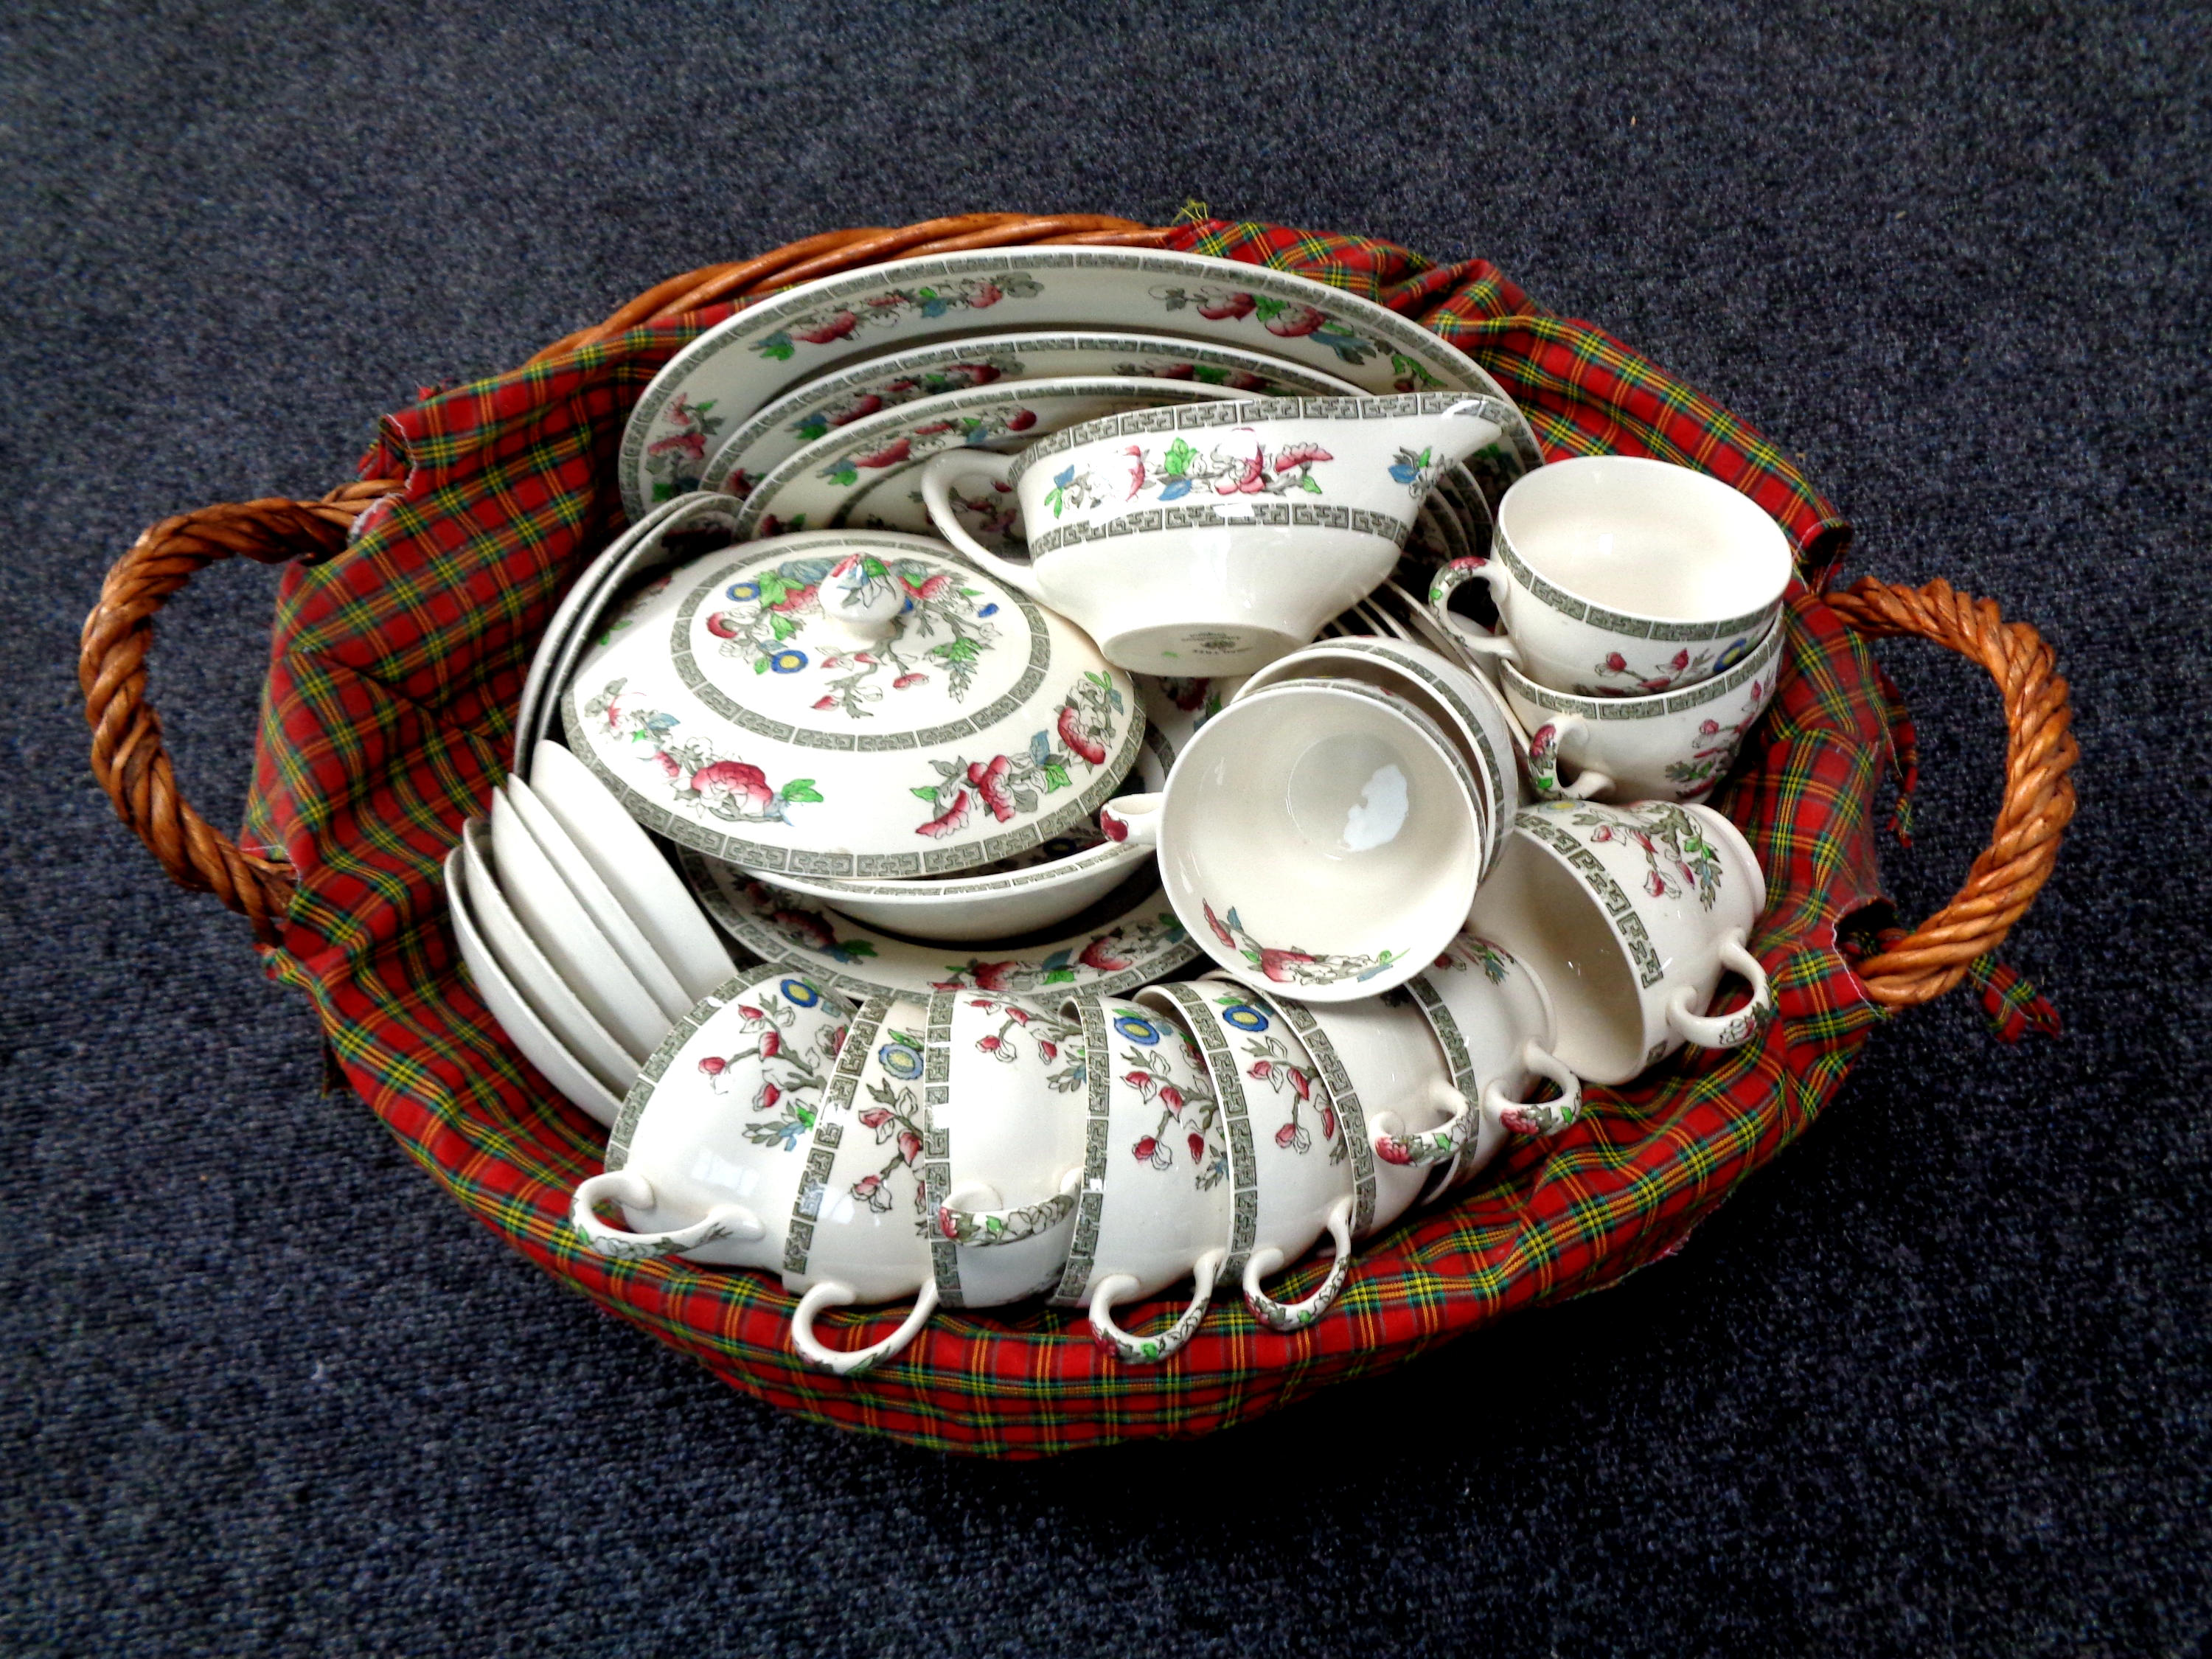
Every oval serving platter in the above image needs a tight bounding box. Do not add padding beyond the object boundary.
[619,246,1540,518]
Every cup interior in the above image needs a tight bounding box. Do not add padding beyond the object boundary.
[1468,832,1647,1082]
[1163,684,1480,979]
[1500,456,1790,623]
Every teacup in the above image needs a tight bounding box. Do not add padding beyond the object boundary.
[1048,994,1231,1364]
[1099,678,1486,1003]
[1234,635,1526,878]
[1248,985,1462,1239]
[919,392,1507,674]
[567,970,941,1377]
[1467,799,1774,1084]
[922,990,1089,1310]
[1144,981,1358,1335]
[1430,456,1792,698]
[1506,613,1784,804]
[1394,933,1582,1191]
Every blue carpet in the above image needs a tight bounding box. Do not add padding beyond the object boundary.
[3,2,2206,1653]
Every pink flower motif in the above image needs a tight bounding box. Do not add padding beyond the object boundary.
[1287,1070,1312,1103]
[852,1173,891,1211]
[855,438,911,470]
[1259,947,1318,982]
[1058,703,1107,766]
[968,961,1018,992]
[1499,1105,1543,1135]
[792,310,860,344]
[758,1030,781,1060]
[858,1107,891,1130]
[891,672,928,689]
[646,430,706,461]
[1320,1104,1338,1141]
[1602,652,1629,673]
[1038,1039,1057,1062]
[690,759,776,813]
[1273,442,1334,471]
[1133,1135,1161,1165]
[698,1055,727,1087]
[897,1130,923,1166]
[1196,292,1256,321]
[1645,871,1669,896]
[1216,451,1268,495]
[1005,408,1037,431]
[975,1034,1010,1061]
[1248,1059,1275,1082]
[813,696,836,710]
[737,1004,766,1024]
[1276,1121,1311,1153]
[917,789,971,840]
[1158,1085,1185,1116]
[1187,1132,1206,1164]
[1079,936,1132,972]
[1264,304,1328,338]
[1001,1005,1031,1026]
[758,1082,781,1111]
[1374,1137,1415,1166]
[1123,1070,1155,1099]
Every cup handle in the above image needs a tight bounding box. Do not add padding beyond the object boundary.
[1371,1077,1475,1167]
[917,451,1048,597]
[569,1169,766,1262]
[1486,1040,1585,1135]
[1526,714,1613,801]
[936,1169,1082,1246]
[1242,1195,1355,1334]
[790,1280,942,1377]
[1099,791,1164,849]
[1666,929,1775,1051]
[1088,1248,1225,1365]
[1427,557,1520,664]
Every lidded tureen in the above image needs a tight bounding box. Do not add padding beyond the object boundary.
[562,529,1143,879]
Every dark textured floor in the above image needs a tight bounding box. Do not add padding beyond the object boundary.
[4,3,2208,1654]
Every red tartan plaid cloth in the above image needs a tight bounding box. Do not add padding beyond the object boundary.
[240,220,1935,1455]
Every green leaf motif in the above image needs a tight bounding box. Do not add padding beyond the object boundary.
[1162,437,1197,478]
[829,466,858,488]
[769,613,797,640]
[1298,474,1323,494]
[782,781,824,804]
[911,786,943,802]
[1042,765,1072,791]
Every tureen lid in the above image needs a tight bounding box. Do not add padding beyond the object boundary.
[562,530,1143,878]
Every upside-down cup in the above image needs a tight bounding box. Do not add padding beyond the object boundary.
[1146,980,1360,1335]
[1099,678,1484,1002]
[1394,933,1584,1190]
[1047,994,1231,1364]
[566,970,933,1377]
[1467,799,1774,1085]
[922,990,1090,1310]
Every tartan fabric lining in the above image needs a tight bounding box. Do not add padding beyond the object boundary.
[243,220,1906,1455]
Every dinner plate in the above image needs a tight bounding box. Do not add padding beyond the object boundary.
[728,376,1245,543]
[458,819,641,1087]
[447,845,626,1125]
[697,329,1363,504]
[678,848,1197,1005]
[488,787,671,1058]
[512,492,745,776]
[502,774,694,1022]
[527,740,735,1004]
[619,246,1540,518]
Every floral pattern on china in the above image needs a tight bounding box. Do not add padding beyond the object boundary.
[850,1020,930,1229]
[1579,631,1760,698]
[1151,285,1445,388]
[1214,993,1343,1164]
[1113,1007,1229,1189]
[585,677,824,826]
[691,976,848,1154]
[1202,900,1405,988]
[1574,800,1727,907]
[910,670,1123,840]
[1045,433,1335,515]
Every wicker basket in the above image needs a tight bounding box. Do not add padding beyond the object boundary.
[79,213,2077,1455]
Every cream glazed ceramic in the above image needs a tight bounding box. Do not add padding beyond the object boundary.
[698,328,1365,504]
[921,393,1509,675]
[1234,636,1523,879]
[619,246,1542,518]
[515,491,746,774]
[1506,614,1784,805]
[922,990,1090,1310]
[446,845,626,1125]
[527,740,736,1004]
[1256,986,1457,1239]
[737,735,1166,944]
[1431,456,1792,699]
[562,531,1143,879]
[782,993,944,1375]
[1150,981,1359,1335]
[1467,799,1775,1085]
[730,376,1248,543]
[1102,678,1485,1002]
[1050,993,1232,1364]
[680,849,1197,1004]
[1394,934,1583,1191]
[1133,674,1241,771]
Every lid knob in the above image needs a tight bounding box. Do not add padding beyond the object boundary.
[821,553,908,645]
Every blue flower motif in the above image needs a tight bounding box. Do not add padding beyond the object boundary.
[1159,479,1192,501]
[780,978,821,1007]
[726,581,762,602]
[1220,1003,1270,1032]
[1388,462,1420,485]
[1054,465,1076,489]
[1113,1012,1161,1046]
[1713,636,1753,672]
[976,602,998,617]
[769,649,809,674]
[880,1042,922,1080]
